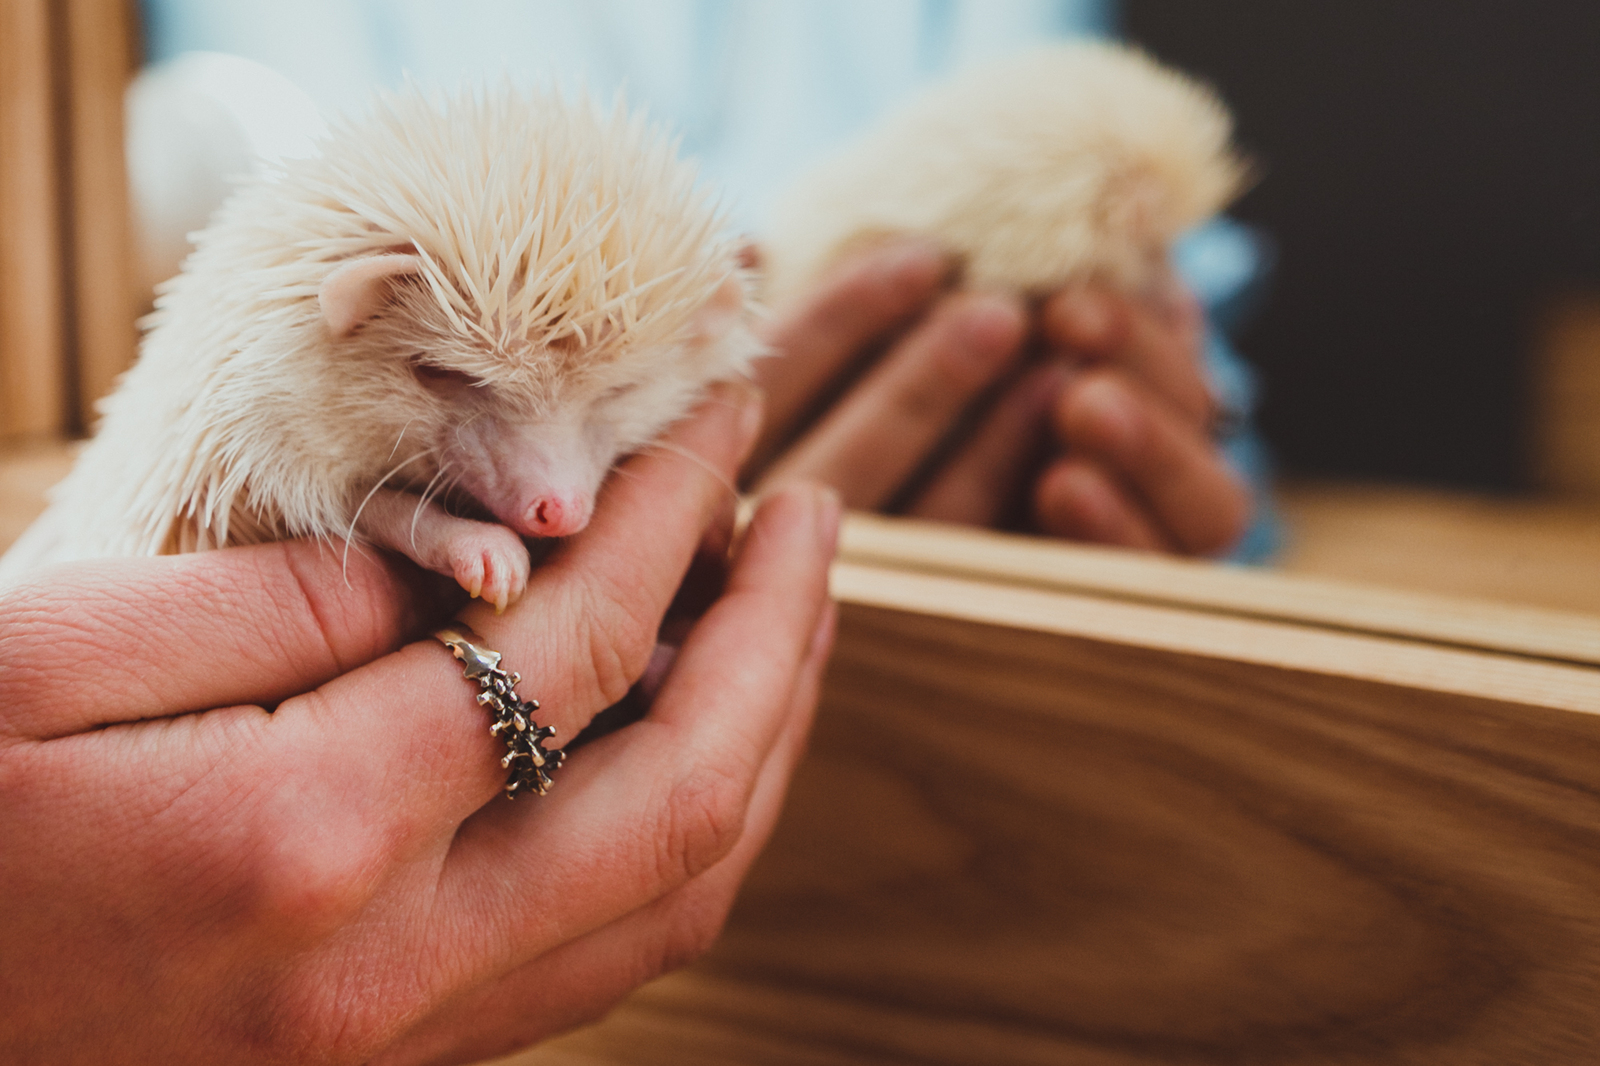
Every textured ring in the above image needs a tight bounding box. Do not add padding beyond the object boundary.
[434,624,563,798]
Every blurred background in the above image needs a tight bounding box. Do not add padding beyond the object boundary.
[2,0,1597,607]
[1126,0,1600,493]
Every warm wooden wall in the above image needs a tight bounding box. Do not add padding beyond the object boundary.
[0,0,136,443]
[0,0,66,440]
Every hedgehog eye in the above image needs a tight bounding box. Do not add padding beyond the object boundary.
[409,356,481,393]
[597,381,642,405]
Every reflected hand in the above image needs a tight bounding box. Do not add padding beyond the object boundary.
[751,239,1030,512]
[1031,278,1250,554]
[751,238,1251,555]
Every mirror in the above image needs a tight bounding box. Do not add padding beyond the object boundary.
[10,0,1600,615]
[1124,2,1600,613]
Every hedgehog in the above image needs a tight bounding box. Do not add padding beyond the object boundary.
[761,41,1246,307]
[0,84,758,610]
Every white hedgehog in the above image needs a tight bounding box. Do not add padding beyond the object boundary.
[762,42,1246,305]
[2,85,757,609]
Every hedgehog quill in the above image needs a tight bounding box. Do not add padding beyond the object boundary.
[763,42,1245,305]
[1,85,759,608]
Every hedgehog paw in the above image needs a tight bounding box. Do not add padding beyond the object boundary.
[445,525,530,613]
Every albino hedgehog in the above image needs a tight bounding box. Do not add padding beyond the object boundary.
[762,42,1246,306]
[2,85,758,608]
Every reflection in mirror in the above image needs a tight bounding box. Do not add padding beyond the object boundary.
[1124,2,1600,611]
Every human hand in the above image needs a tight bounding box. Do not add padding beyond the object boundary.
[749,238,1030,515]
[1027,277,1251,554]
[749,238,1250,555]
[0,384,840,1066]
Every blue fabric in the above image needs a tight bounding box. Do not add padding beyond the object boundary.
[1176,218,1281,561]
[143,0,1115,231]
[141,0,1278,559]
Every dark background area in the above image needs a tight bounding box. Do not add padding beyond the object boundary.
[1123,1,1600,489]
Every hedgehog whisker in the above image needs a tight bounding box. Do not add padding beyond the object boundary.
[606,462,643,484]
[410,462,454,550]
[639,439,739,503]
[341,450,431,588]
[387,417,421,464]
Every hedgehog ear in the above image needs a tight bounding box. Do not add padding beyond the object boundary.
[319,253,425,338]
[687,273,748,347]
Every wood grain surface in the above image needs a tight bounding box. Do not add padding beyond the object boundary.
[516,591,1600,1065]
[60,0,137,430]
[0,0,67,440]
[839,511,1600,665]
[831,562,1600,714]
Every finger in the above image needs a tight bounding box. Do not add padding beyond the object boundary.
[1033,456,1171,550]
[751,237,948,465]
[0,542,441,740]
[905,361,1069,527]
[426,483,838,980]
[1053,371,1251,554]
[376,602,836,1066]
[758,291,1028,509]
[260,383,766,851]
[1042,282,1213,427]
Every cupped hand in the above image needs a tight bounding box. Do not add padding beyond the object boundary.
[750,237,1251,555]
[0,383,841,1066]
[1028,277,1251,554]
[750,239,1028,512]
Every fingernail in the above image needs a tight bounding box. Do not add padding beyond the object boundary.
[1073,377,1139,453]
[812,484,842,555]
[949,293,1026,371]
[881,236,949,289]
[884,235,945,268]
[1058,463,1118,532]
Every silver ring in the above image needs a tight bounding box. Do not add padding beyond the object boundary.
[434,624,563,798]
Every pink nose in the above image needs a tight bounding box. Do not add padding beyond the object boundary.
[522,495,590,538]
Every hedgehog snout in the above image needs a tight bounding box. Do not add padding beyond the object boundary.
[448,412,609,540]
[517,493,592,538]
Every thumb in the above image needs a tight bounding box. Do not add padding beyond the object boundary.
[0,540,446,740]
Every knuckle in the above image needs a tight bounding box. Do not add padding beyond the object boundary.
[578,582,658,708]
[273,544,378,677]
[655,764,749,888]
[888,373,951,425]
[927,300,1018,387]
[242,811,385,941]
[248,851,375,941]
